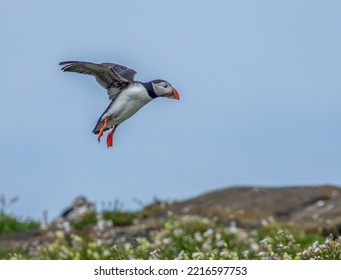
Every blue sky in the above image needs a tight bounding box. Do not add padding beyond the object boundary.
[1,0,340,219]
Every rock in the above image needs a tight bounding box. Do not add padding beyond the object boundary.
[154,185,341,233]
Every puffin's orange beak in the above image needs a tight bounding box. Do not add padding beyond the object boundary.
[167,87,180,100]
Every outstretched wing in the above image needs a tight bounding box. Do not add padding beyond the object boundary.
[59,61,136,100]
[101,63,136,82]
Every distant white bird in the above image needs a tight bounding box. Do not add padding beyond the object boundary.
[60,61,180,147]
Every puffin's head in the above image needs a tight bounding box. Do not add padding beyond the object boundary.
[151,79,180,100]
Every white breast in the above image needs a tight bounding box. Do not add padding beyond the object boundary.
[102,83,153,124]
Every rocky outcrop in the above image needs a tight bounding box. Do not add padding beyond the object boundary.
[154,185,341,233]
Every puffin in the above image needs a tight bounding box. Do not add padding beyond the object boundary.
[59,61,180,147]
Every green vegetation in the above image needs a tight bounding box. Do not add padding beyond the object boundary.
[3,213,340,260]
[1,195,339,260]
[0,214,40,236]
[0,195,40,236]
[102,210,138,226]
[69,212,97,230]
[0,212,40,259]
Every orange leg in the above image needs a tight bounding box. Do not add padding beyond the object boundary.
[106,124,119,147]
[97,118,108,142]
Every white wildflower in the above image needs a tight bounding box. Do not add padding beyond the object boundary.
[176,250,185,260]
[242,250,249,257]
[103,249,111,258]
[250,242,259,251]
[192,252,200,259]
[194,232,203,242]
[97,219,106,231]
[258,251,266,257]
[215,232,222,240]
[312,241,319,248]
[202,242,212,251]
[229,221,238,233]
[216,240,225,248]
[261,219,268,226]
[260,238,268,244]
[162,238,171,245]
[220,249,229,257]
[203,228,214,237]
[123,242,131,250]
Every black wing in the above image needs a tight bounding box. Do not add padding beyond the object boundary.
[101,63,136,82]
[59,61,136,100]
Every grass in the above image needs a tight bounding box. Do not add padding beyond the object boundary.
[0,212,40,259]
[0,194,40,236]
[0,213,40,236]
[3,213,340,260]
[0,196,340,260]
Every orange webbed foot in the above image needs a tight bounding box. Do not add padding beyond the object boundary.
[97,118,108,143]
[106,124,119,148]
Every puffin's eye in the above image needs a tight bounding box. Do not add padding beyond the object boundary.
[163,84,168,88]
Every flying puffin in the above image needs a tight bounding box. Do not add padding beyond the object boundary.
[59,61,180,147]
